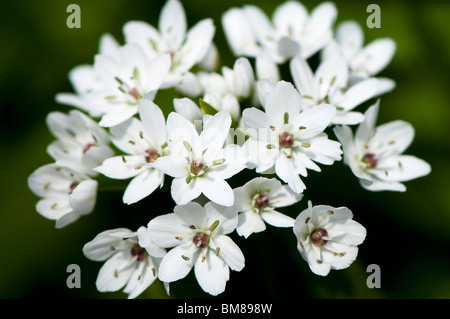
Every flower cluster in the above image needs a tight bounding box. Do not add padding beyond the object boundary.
[28,0,431,297]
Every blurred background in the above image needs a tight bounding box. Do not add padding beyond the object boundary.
[1,0,449,299]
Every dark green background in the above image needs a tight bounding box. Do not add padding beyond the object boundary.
[1,0,449,299]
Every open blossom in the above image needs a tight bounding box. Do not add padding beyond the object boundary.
[242,80,342,193]
[293,201,366,276]
[322,20,396,81]
[28,164,98,228]
[95,99,168,205]
[153,110,246,207]
[234,177,302,238]
[58,40,171,127]
[334,100,431,191]
[123,0,215,87]
[290,53,390,125]
[46,110,114,177]
[222,1,336,63]
[146,201,245,296]
[82,227,167,299]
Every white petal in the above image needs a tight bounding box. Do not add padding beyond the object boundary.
[194,248,229,296]
[221,8,259,57]
[147,213,191,248]
[262,209,295,228]
[159,0,186,50]
[333,111,365,125]
[296,104,336,140]
[95,155,146,179]
[303,133,342,165]
[171,176,202,205]
[337,78,380,110]
[123,258,157,299]
[256,52,280,82]
[355,100,380,144]
[137,226,167,258]
[353,38,396,76]
[152,156,187,178]
[330,245,359,271]
[201,111,231,157]
[237,211,266,238]
[158,243,198,282]
[270,185,303,207]
[275,155,305,194]
[371,155,431,183]
[290,56,317,98]
[96,251,135,292]
[138,99,166,149]
[98,108,138,127]
[173,97,203,122]
[211,235,245,272]
[122,169,164,205]
[203,202,238,235]
[335,20,364,58]
[68,179,98,215]
[83,228,135,261]
[197,175,234,207]
[265,81,302,125]
[370,120,415,157]
[176,19,215,74]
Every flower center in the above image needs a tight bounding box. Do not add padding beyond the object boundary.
[130,245,148,261]
[193,233,209,248]
[145,149,159,163]
[311,228,328,246]
[190,160,204,175]
[279,132,294,148]
[362,153,377,168]
[253,193,270,210]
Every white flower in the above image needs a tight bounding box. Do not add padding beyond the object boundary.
[123,0,215,87]
[27,164,98,228]
[58,40,171,128]
[222,1,337,63]
[46,110,114,177]
[234,177,302,238]
[55,33,122,118]
[147,201,245,296]
[176,57,257,123]
[290,53,387,125]
[82,227,167,299]
[95,99,168,204]
[92,45,171,127]
[293,201,366,276]
[334,100,431,191]
[242,81,342,194]
[322,20,396,80]
[153,110,246,206]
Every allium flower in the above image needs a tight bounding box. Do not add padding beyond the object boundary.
[153,110,246,206]
[222,1,337,63]
[46,110,114,177]
[123,0,215,87]
[293,201,366,276]
[146,201,245,296]
[27,164,98,228]
[82,227,167,299]
[322,20,396,80]
[95,99,168,204]
[58,42,171,128]
[176,57,257,123]
[234,177,302,238]
[242,81,342,193]
[334,100,431,191]
[290,53,388,125]
[55,33,122,118]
